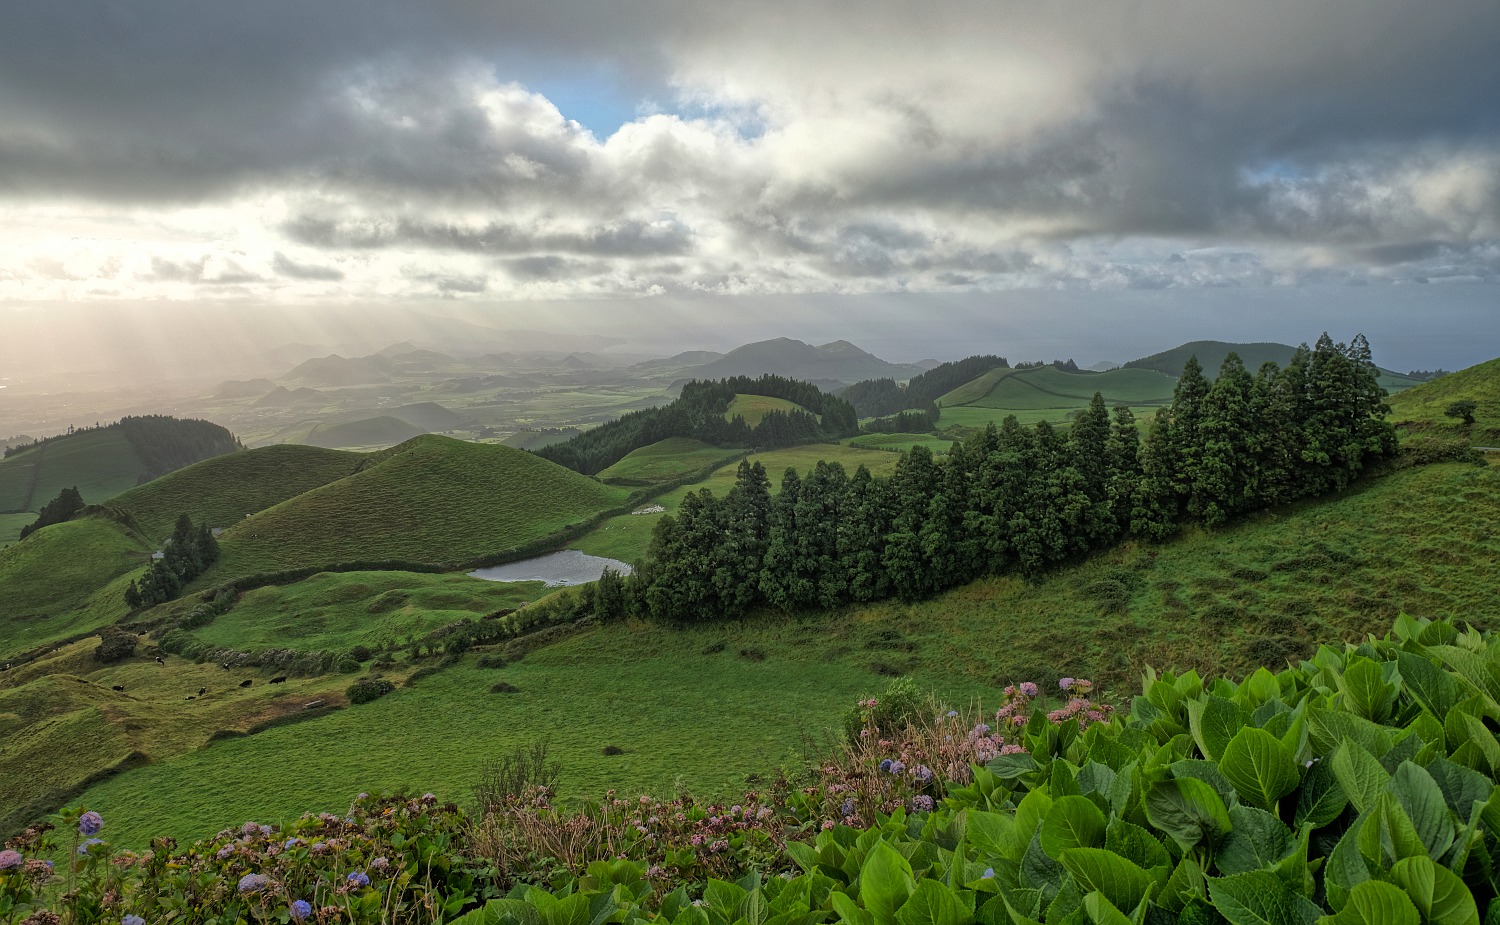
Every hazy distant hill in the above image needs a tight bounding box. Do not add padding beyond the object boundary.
[386,402,466,431]
[209,378,277,400]
[302,416,426,449]
[1124,339,1425,393]
[628,350,725,376]
[686,338,925,383]
[283,354,396,386]
[252,386,325,408]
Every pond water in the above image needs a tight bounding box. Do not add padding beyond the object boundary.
[468,549,633,587]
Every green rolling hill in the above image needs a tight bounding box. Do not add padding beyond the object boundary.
[104,444,362,542]
[1123,339,1424,392]
[0,429,144,515]
[946,365,1178,410]
[723,393,813,426]
[1387,356,1500,439]
[204,435,632,579]
[596,437,745,486]
[302,415,426,449]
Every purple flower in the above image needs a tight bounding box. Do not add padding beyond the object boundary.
[914,765,933,783]
[370,856,390,871]
[0,849,22,869]
[910,796,934,812]
[347,871,370,888]
[981,867,995,879]
[217,845,235,860]
[78,811,104,836]
[1059,677,1076,691]
[241,821,260,836]
[889,760,906,774]
[945,710,959,718]
[290,900,312,922]
[841,798,855,816]
[123,916,146,925]
[973,723,991,736]
[284,838,301,850]
[879,758,893,772]
[77,838,104,855]
[1020,682,1038,697]
[237,873,267,893]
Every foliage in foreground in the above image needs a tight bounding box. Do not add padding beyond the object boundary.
[9,614,1500,925]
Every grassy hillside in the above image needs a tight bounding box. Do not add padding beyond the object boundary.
[953,366,1177,409]
[0,429,143,514]
[1124,339,1424,393]
[205,436,632,579]
[934,365,1012,406]
[106,444,361,542]
[1387,356,1500,440]
[723,393,809,426]
[62,458,1500,847]
[845,433,955,454]
[596,438,745,486]
[0,512,37,545]
[303,415,426,449]
[190,571,544,653]
[0,517,149,658]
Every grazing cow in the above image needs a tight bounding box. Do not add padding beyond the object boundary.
[270,676,287,684]
[197,687,207,696]
[239,679,252,688]
[220,663,230,670]
[186,695,195,700]
[155,656,164,665]
[111,685,125,692]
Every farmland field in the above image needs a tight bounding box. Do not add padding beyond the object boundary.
[596,437,745,486]
[0,429,145,513]
[724,393,809,426]
[845,433,955,454]
[0,512,35,545]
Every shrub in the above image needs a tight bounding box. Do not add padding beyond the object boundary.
[346,678,395,704]
[476,654,507,669]
[842,676,926,743]
[336,657,361,674]
[93,628,138,663]
[489,681,519,694]
[602,745,624,756]
[348,645,373,662]
[472,740,559,816]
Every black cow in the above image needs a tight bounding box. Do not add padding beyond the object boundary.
[197,687,207,696]
[239,679,252,688]
[155,656,164,665]
[111,685,125,692]
[270,676,287,684]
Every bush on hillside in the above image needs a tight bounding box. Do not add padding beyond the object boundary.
[346,678,395,704]
[93,627,139,663]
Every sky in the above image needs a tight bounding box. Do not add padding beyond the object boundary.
[0,0,1497,365]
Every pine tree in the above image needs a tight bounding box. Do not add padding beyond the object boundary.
[1104,404,1141,535]
[1190,353,1258,525]
[838,466,892,602]
[124,579,143,610]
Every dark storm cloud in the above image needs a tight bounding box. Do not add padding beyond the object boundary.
[283,216,692,258]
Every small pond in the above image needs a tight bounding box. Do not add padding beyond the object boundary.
[468,549,633,587]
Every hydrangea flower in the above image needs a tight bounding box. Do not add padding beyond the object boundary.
[0,849,22,869]
[124,916,146,925]
[910,796,934,812]
[77,838,104,854]
[914,765,933,783]
[1020,682,1038,697]
[841,798,855,816]
[1059,677,1076,691]
[290,900,312,922]
[878,758,893,772]
[981,867,995,879]
[370,856,390,871]
[78,811,104,836]
[284,838,301,850]
[945,710,959,718]
[237,873,267,893]
[241,821,260,836]
[217,846,235,860]
[888,760,906,774]
[346,871,370,888]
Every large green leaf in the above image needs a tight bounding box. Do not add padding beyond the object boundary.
[1423,754,1494,818]
[1159,857,1207,914]
[1080,892,1134,925]
[1220,726,1301,813]
[859,841,916,925]
[1357,792,1427,869]
[1396,651,1461,719]
[1059,848,1155,913]
[1041,796,1108,860]
[1293,759,1348,829]
[1323,817,1371,913]
[1388,761,1456,861]
[1330,739,1391,815]
[894,880,971,925]
[1143,777,1232,854]
[1103,818,1170,871]
[1216,805,1296,875]
[965,811,1018,863]
[1308,708,1395,758]
[831,890,876,925]
[1336,656,1399,723]
[1187,695,1246,762]
[1207,871,1322,925]
[1316,880,1420,925]
[1389,856,1481,925]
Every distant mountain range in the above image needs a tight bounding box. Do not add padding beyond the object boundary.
[682,338,928,384]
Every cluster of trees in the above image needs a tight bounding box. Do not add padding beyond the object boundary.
[839,355,1008,418]
[18,486,85,539]
[537,375,858,475]
[117,415,242,481]
[1408,369,1451,381]
[623,334,1398,621]
[125,513,220,608]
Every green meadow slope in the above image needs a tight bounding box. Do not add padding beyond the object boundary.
[205,435,632,579]
[0,429,143,514]
[106,444,361,542]
[1387,356,1500,440]
[723,393,810,426]
[303,415,427,449]
[59,457,1500,847]
[596,437,745,486]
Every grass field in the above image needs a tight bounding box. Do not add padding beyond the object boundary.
[955,366,1177,409]
[936,405,1163,430]
[0,517,150,658]
[107,444,361,542]
[596,438,745,486]
[1387,356,1500,441]
[0,512,36,545]
[191,571,545,653]
[845,433,955,454]
[724,394,810,426]
[303,415,427,450]
[0,429,144,514]
[204,436,631,580]
[574,443,905,564]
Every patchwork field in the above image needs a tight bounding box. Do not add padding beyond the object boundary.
[845,433,955,454]
[596,437,745,486]
[0,429,144,513]
[723,393,810,426]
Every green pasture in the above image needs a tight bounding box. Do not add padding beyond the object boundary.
[0,517,149,658]
[191,571,544,653]
[724,394,809,426]
[0,512,35,545]
[108,444,360,542]
[955,366,1176,410]
[0,429,144,514]
[935,365,1014,406]
[596,438,744,486]
[1387,356,1500,439]
[303,416,426,450]
[204,436,630,580]
[845,433,955,454]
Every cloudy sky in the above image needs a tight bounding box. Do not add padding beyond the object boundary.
[1,0,1496,363]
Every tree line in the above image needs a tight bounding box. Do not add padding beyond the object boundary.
[838,354,1009,418]
[116,415,242,481]
[125,513,220,608]
[18,487,85,540]
[536,374,859,475]
[615,334,1398,623]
